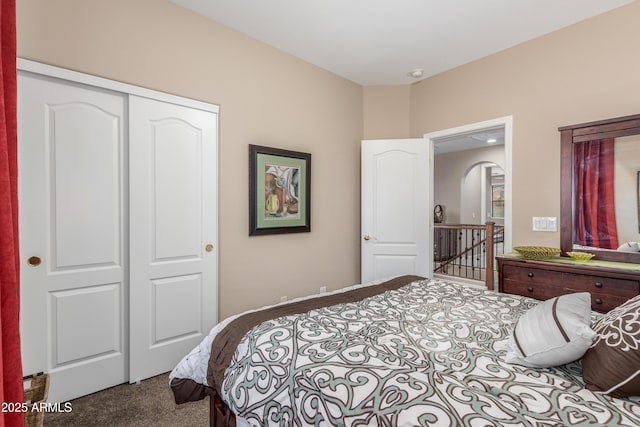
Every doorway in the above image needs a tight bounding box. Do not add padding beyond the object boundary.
[425,116,512,286]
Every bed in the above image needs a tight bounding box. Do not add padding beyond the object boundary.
[170,275,640,426]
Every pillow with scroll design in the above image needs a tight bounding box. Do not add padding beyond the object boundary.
[582,294,640,397]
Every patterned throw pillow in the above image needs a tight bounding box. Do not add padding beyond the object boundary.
[505,292,595,368]
[582,294,640,397]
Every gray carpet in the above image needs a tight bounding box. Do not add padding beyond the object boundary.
[44,373,209,427]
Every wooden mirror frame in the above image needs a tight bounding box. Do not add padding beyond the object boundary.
[559,113,640,263]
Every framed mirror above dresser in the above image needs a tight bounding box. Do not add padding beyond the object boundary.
[559,113,640,263]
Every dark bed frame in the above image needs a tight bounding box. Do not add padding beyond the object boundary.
[211,394,236,427]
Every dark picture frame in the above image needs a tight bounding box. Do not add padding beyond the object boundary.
[249,145,311,235]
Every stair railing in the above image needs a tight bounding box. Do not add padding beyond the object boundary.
[433,221,504,289]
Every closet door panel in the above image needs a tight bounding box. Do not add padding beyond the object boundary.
[51,102,122,268]
[52,283,121,364]
[152,119,201,260]
[152,274,202,342]
[129,95,218,383]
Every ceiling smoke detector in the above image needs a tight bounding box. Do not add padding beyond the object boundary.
[409,69,424,78]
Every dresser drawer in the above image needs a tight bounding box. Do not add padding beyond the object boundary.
[501,280,565,301]
[502,280,630,312]
[501,265,561,285]
[561,274,639,298]
[588,291,633,313]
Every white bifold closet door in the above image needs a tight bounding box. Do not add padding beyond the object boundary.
[18,66,218,403]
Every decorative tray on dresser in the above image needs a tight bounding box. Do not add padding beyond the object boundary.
[497,253,640,312]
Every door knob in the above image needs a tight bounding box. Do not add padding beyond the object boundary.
[363,235,371,241]
[27,256,42,266]
[205,244,214,252]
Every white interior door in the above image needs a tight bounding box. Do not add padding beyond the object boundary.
[18,72,128,403]
[128,95,218,383]
[361,139,431,283]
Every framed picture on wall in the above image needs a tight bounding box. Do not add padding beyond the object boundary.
[249,145,311,235]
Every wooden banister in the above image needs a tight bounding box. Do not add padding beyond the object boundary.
[433,221,503,290]
[485,221,495,290]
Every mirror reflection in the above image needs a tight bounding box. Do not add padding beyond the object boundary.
[573,135,640,253]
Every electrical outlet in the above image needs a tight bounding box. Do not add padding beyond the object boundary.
[280,296,288,303]
[319,286,327,294]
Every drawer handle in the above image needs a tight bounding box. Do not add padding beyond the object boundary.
[527,272,534,278]
[594,298,603,305]
[527,287,534,292]
[594,282,603,288]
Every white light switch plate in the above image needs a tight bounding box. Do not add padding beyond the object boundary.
[533,217,557,232]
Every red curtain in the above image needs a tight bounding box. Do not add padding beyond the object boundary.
[0,1,24,426]
[574,138,619,249]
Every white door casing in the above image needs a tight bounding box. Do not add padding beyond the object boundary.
[128,95,218,383]
[18,72,129,403]
[425,116,513,255]
[361,139,431,283]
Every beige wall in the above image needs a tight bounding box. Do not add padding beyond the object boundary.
[410,1,640,248]
[17,0,363,319]
[363,85,411,139]
[17,0,640,318]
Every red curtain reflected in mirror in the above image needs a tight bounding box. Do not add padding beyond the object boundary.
[574,138,619,249]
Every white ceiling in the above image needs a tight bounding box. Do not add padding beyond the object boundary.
[433,127,504,155]
[168,0,633,85]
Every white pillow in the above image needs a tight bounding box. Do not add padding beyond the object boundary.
[505,293,595,368]
[617,242,640,252]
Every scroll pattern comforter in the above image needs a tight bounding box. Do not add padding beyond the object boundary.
[221,279,640,426]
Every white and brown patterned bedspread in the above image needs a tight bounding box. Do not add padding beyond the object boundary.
[218,279,640,426]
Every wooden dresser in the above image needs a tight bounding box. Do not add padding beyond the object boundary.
[497,255,640,312]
